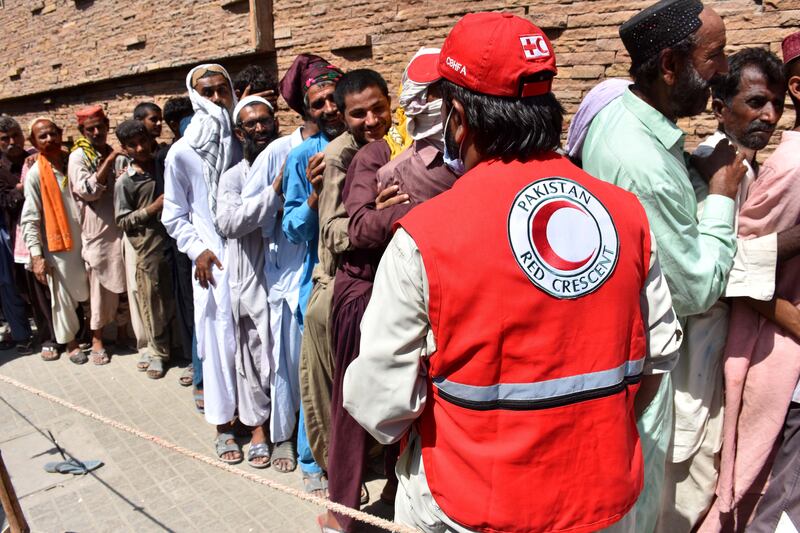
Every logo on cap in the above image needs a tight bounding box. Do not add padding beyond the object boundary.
[445,56,467,76]
[520,35,551,60]
[508,177,619,299]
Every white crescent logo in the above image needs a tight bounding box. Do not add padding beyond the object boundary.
[507,177,619,299]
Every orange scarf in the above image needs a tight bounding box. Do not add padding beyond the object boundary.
[37,155,73,252]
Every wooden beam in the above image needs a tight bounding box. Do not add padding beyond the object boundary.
[249,0,274,52]
[0,451,29,533]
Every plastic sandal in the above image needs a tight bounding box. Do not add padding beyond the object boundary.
[40,345,60,361]
[246,442,271,469]
[44,459,103,475]
[146,357,165,379]
[90,348,110,365]
[178,364,193,386]
[214,432,242,464]
[271,439,297,473]
[69,348,88,365]
[303,471,328,498]
[193,388,204,414]
[137,352,151,372]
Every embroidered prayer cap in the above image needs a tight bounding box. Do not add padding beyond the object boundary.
[782,31,800,65]
[279,54,344,116]
[75,105,106,126]
[619,0,704,65]
[190,64,231,89]
[437,12,557,98]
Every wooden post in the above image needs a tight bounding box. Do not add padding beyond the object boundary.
[249,0,275,52]
[0,451,29,533]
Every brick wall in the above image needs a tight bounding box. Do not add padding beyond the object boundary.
[3,0,800,153]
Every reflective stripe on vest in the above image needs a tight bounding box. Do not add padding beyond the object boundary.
[432,357,645,411]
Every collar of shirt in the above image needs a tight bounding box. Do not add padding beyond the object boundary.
[621,88,685,153]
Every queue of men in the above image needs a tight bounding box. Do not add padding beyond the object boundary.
[1,0,800,531]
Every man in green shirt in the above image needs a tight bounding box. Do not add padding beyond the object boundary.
[581,0,746,530]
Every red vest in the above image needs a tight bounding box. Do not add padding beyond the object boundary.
[398,154,650,533]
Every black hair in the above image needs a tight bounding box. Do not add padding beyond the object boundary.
[163,96,193,124]
[233,64,278,95]
[440,78,564,161]
[333,69,389,112]
[713,47,785,105]
[115,119,150,145]
[630,33,695,95]
[132,102,161,121]
[0,115,20,133]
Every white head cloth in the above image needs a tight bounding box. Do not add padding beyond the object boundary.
[232,95,274,125]
[183,64,238,226]
[399,47,444,142]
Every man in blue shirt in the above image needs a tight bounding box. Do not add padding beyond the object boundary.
[280,54,346,497]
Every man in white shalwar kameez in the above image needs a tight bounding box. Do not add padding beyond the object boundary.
[161,64,242,463]
[241,108,307,472]
[216,95,284,467]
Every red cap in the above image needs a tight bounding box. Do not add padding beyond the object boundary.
[75,105,106,126]
[782,31,800,65]
[437,12,557,98]
[406,49,441,84]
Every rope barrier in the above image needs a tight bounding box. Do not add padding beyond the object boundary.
[0,373,417,533]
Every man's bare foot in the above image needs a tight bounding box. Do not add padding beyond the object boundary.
[316,511,343,532]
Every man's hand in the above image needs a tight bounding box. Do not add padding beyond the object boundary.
[31,255,50,285]
[306,152,325,192]
[375,184,410,210]
[241,83,277,102]
[146,194,164,216]
[195,249,222,289]
[691,139,747,199]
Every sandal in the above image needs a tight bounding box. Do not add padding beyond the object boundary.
[178,364,193,387]
[146,358,165,379]
[137,352,151,372]
[214,432,242,464]
[271,439,297,473]
[69,348,88,365]
[193,388,204,413]
[360,482,369,505]
[246,442,271,469]
[90,348,110,365]
[303,471,328,499]
[41,345,60,361]
[16,339,35,355]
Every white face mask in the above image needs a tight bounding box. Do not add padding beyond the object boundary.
[442,106,465,176]
[405,98,444,143]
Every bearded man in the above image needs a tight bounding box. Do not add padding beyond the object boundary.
[580,1,746,530]
[215,95,284,468]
